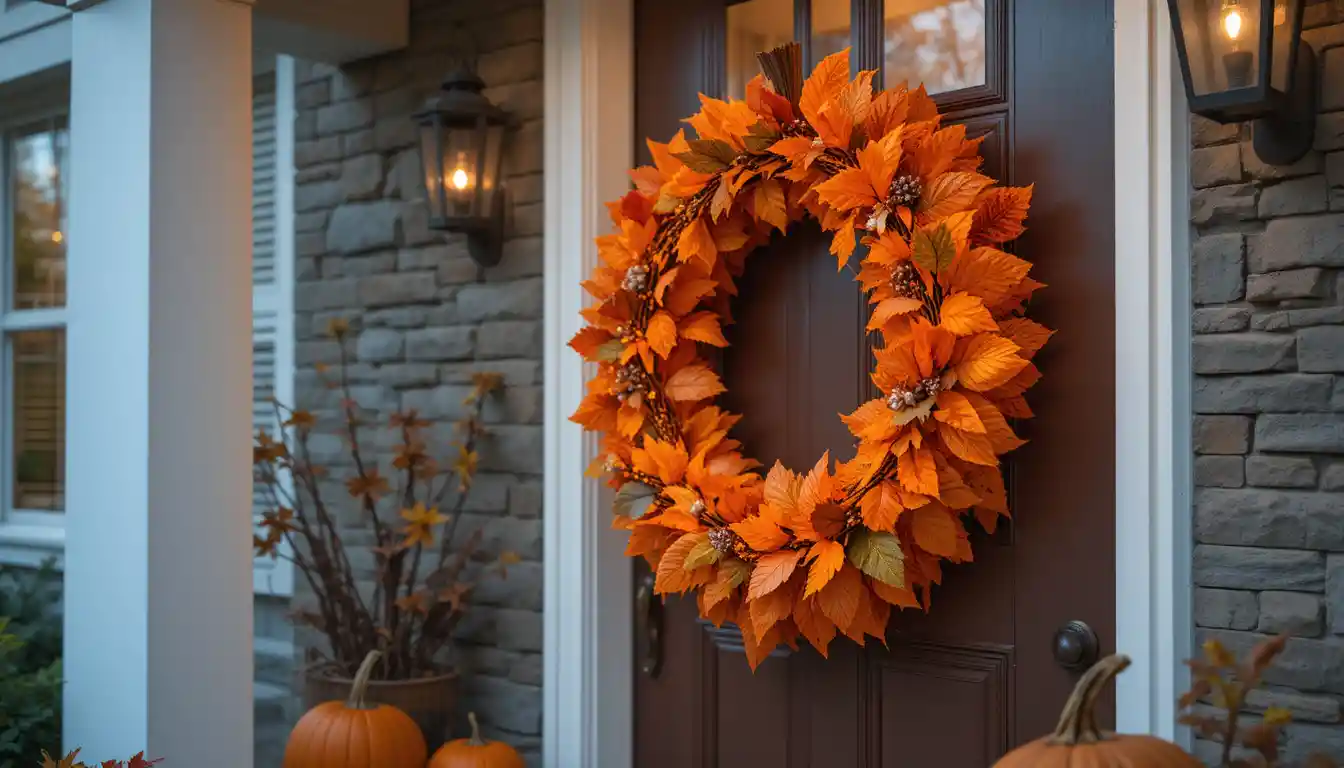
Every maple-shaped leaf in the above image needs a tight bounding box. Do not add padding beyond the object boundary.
[817,562,864,630]
[569,326,615,361]
[867,297,924,331]
[748,549,802,599]
[731,509,791,551]
[805,539,846,596]
[677,217,717,268]
[613,481,658,519]
[953,334,1028,392]
[793,592,838,656]
[859,480,904,531]
[919,171,993,221]
[943,246,1032,307]
[970,185,1034,246]
[763,461,802,515]
[799,48,851,132]
[679,311,729,347]
[664,365,726,402]
[910,505,960,557]
[937,292,997,336]
[647,311,678,358]
[847,530,906,587]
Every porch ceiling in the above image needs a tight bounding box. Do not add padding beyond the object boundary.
[254,0,408,64]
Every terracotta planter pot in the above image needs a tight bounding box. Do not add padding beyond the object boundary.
[303,666,459,751]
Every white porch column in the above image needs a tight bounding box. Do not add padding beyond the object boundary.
[64,0,254,763]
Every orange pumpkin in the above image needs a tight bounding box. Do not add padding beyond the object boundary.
[430,712,525,768]
[283,650,428,768]
[994,654,1202,768]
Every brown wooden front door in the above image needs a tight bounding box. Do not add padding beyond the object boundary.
[632,1,1116,765]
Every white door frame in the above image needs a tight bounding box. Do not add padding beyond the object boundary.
[541,2,1192,765]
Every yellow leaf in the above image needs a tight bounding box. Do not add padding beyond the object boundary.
[805,539,846,597]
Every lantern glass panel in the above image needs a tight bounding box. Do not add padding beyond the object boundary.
[1175,0,1264,96]
[440,122,483,219]
[418,119,446,218]
[1269,0,1301,92]
[477,122,505,210]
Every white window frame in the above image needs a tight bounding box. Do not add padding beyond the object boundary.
[0,94,68,567]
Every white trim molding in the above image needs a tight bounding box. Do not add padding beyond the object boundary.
[542,2,1195,764]
[542,0,634,766]
[1113,0,1193,746]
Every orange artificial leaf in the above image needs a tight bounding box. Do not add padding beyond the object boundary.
[939,425,998,466]
[679,311,730,347]
[919,172,993,221]
[911,505,960,557]
[953,334,1028,392]
[963,464,1009,516]
[997,317,1054,359]
[748,570,797,637]
[616,402,645,437]
[932,391,985,433]
[753,178,789,232]
[810,502,848,540]
[971,185,1034,246]
[896,446,940,497]
[731,512,791,551]
[763,461,802,517]
[805,539,846,597]
[793,593,838,656]
[964,393,1025,454]
[704,558,751,611]
[653,266,680,304]
[944,247,1031,307]
[796,452,834,517]
[868,297,924,330]
[830,215,858,270]
[937,292,997,336]
[677,217,717,268]
[664,365,726,401]
[655,534,706,594]
[644,438,689,484]
[647,310,678,358]
[816,562,863,631]
[663,277,719,316]
[570,393,618,432]
[799,48,851,130]
[748,549,803,599]
[859,480,904,531]
[871,578,920,609]
[814,168,878,213]
[569,326,614,360]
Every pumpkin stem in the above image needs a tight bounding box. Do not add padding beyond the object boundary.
[348,650,382,709]
[468,711,486,747]
[1046,653,1130,746]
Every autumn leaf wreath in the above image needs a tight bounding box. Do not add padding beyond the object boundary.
[570,42,1049,668]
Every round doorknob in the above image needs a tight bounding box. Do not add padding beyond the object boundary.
[1052,620,1099,672]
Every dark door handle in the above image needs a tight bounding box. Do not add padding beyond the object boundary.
[1052,620,1099,672]
[636,572,662,677]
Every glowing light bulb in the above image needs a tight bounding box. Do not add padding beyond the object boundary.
[50,231,63,244]
[1223,6,1243,40]
[450,168,470,191]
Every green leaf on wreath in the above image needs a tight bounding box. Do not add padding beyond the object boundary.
[674,139,738,173]
[719,557,752,588]
[594,339,626,362]
[847,530,906,588]
[912,223,956,273]
[743,122,781,153]
[614,481,658,519]
[683,533,722,570]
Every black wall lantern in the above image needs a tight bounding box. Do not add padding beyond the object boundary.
[1166,0,1316,165]
[414,67,513,267]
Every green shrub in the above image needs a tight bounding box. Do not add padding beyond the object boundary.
[0,559,63,766]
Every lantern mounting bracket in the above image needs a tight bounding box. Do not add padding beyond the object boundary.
[1251,41,1316,166]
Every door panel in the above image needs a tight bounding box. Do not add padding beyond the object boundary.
[634,0,1116,763]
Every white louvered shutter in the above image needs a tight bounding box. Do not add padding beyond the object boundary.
[252,66,295,596]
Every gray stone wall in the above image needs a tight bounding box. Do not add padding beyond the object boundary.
[289,0,543,761]
[1191,3,1344,763]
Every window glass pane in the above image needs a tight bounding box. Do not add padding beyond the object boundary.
[11,118,69,310]
[883,0,987,95]
[12,329,64,512]
[812,0,851,67]
[726,0,795,99]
